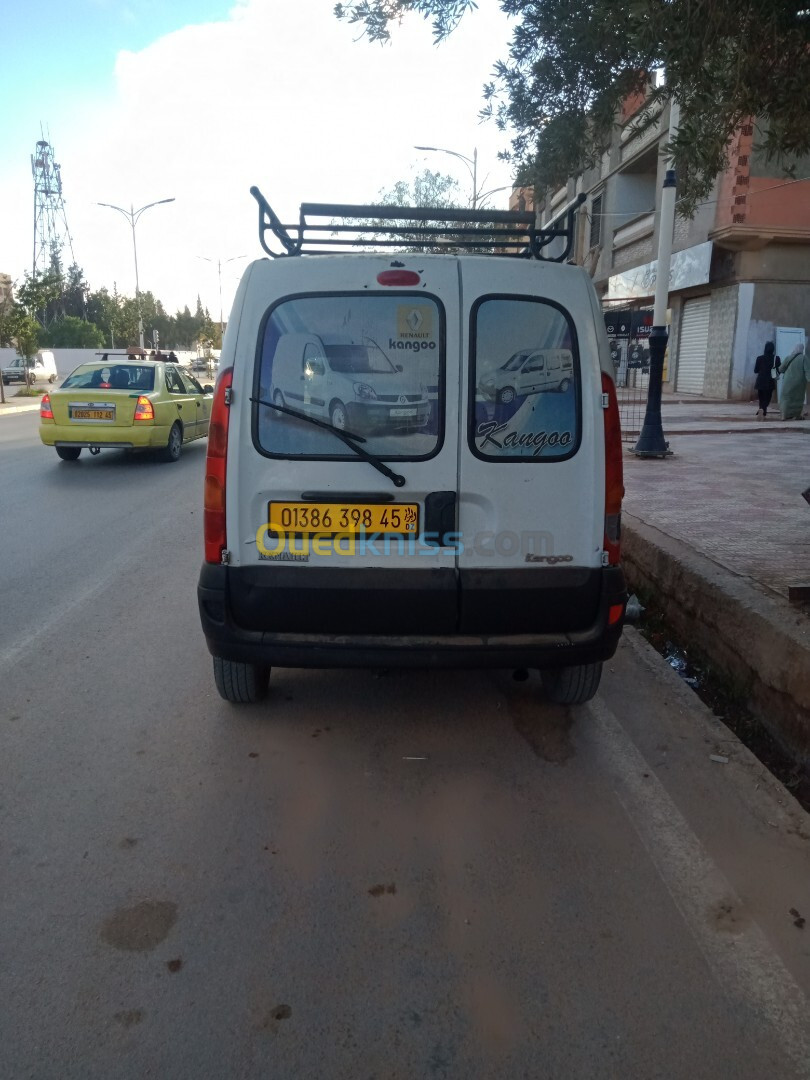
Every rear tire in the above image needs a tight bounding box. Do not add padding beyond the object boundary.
[160,422,182,462]
[55,446,82,461]
[213,656,270,704]
[540,662,602,705]
[558,377,571,393]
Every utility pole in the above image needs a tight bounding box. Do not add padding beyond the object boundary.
[97,198,175,350]
[633,99,680,458]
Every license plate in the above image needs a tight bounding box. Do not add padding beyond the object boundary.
[268,501,420,535]
[69,403,115,422]
[389,408,417,417]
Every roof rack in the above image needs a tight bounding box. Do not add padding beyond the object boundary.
[250,186,585,262]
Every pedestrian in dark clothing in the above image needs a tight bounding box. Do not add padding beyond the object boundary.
[754,341,779,417]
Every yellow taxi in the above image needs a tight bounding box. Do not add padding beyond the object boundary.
[39,353,214,462]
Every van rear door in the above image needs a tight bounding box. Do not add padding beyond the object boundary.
[229,256,461,636]
[456,258,605,635]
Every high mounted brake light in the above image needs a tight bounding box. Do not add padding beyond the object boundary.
[204,368,233,564]
[377,270,421,286]
[601,372,624,566]
[40,394,54,420]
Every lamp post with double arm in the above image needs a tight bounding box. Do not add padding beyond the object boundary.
[97,197,175,350]
[196,254,247,340]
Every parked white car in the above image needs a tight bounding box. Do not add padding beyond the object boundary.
[2,350,58,385]
[478,348,574,404]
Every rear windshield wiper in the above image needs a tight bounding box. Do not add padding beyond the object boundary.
[251,396,406,488]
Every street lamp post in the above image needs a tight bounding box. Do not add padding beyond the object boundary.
[414,145,480,209]
[197,255,247,340]
[97,198,175,350]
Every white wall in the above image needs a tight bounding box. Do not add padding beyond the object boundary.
[0,348,201,379]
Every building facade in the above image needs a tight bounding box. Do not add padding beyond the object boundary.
[521,96,810,399]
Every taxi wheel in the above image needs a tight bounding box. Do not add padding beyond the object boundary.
[213,656,270,704]
[55,446,82,461]
[497,386,516,405]
[160,422,183,463]
[540,662,602,705]
[558,378,571,393]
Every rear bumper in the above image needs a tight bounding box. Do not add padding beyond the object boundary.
[39,424,170,449]
[198,563,626,670]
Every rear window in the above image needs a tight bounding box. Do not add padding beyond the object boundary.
[470,296,580,462]
[61,364,156,391]
[254,294,444,460]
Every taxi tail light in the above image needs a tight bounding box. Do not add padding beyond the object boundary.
[40,394,54,421]
[204,368,233,564]
[602,372,623,566]
[134,396,154,421]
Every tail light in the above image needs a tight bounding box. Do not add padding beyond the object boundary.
[601,372,624,565]
[134,396,155,421]
[40,394,54,421]
[204,368,233,563]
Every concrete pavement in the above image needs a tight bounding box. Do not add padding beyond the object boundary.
[620,395,810,763]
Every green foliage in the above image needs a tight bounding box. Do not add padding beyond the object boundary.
[336,0,810,216]
[0,304,40,360]
[6,263,224,353]
[40,316,105,349]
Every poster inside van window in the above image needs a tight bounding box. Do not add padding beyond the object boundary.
[256,295,442,459]
[472,298,579,461]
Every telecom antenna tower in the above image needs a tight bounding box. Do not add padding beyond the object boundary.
[31,136,76,278]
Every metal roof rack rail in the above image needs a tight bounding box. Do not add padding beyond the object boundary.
[250,187,585,262]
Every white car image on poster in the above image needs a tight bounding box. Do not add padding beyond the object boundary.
[472,297,579,461]
[257,295,441,458]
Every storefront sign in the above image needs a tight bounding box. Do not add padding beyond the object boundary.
[606,241,712,300]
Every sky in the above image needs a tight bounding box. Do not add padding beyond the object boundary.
[2,0,518,325]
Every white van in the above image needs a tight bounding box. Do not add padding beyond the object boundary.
[478,348,574,403]
[198,194,626,705]
[270,332,430,432]
[2,350,58,384]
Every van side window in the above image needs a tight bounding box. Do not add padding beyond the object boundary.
[470,297,580,462]
[255,294,444,461]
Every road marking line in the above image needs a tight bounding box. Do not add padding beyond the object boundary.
[587,695,810,1077]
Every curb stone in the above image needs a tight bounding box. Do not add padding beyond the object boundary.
[622,513,810,765]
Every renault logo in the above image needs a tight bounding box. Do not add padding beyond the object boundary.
[399,395,407,403]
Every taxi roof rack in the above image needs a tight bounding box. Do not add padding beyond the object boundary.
[250,186,585,262]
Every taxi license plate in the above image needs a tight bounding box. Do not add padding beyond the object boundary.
[268,501,419,535]
[69,405,115,422]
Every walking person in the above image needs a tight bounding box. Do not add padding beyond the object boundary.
[753,341,779,418]
[778,342,810,420]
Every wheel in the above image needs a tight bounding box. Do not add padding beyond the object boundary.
[48,374,56,384]
[273,389,285,408]
[160,422,182,462]
[2,378,8,385]
[329,401,348,429]
[55,446,82,461]
[558,378,571,393]
[497,386,516,405]
[213,656,270,704]
[540,662,602,705]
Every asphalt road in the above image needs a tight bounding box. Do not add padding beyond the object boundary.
[2,410,809,1080]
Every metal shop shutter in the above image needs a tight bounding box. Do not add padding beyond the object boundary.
[675,296,711,394]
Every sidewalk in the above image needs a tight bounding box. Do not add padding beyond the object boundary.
[620,397,810,764]
[0,395,42,416]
